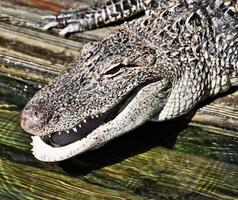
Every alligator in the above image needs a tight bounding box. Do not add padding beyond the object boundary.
[20,0,238,162]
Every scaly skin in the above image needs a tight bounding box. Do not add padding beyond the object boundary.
[43,0,153,35]
[20,0,238,162]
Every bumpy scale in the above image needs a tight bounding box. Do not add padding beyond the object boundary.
[20,0,238,162]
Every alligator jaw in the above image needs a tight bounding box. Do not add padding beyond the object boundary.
[31,80,169,162]
[42,83,141,148]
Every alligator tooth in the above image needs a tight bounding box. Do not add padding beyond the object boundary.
[83,119,87,123]
[58,132,61,135]
[78,124,82,128]
[91,116,94,119]
[48,135,51,138]
[73,127,77,132]
[95,115,99,118]
[66,130,70,133]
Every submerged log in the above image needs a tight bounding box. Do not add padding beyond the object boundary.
[0,0,237,199]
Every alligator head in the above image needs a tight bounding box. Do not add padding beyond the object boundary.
[20,28,171,162]
[20,0,238,162]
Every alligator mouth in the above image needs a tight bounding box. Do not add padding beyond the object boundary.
[31,93,134,162]
[42,107,123,148]
[30,79,167,161]
[43,114,107,147]
[40,84,141,148]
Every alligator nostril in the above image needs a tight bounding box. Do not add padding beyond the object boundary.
[20,104,44,135]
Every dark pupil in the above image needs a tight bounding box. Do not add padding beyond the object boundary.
[104,63,137,75]
[104,64,123,75]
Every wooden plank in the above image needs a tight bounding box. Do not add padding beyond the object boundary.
[193,92,238,132]
[0,158,145,200]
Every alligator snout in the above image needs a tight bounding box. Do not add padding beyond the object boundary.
[20,103,48,135]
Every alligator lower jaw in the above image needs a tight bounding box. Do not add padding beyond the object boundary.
[31,129,104,162]
[31,103,132,162]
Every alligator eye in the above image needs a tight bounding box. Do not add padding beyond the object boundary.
[102,63,137,76]
[103,63,123,75]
